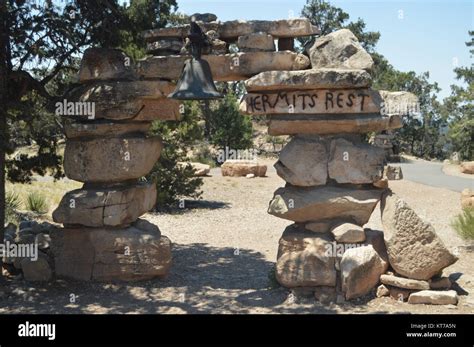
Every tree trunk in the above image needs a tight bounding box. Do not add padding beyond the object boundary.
[0,0,10,281]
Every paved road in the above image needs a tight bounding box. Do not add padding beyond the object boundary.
[398,160,473,192]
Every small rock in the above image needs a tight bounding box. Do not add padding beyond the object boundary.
[246,173,255,179]
[408,290,458,305]
[336,294,345,304]
[132,219,161,235]
[21,254,53,282]
[341,245,388,300]
[16,229,35,244]
[384,165,403,180]
[190,13,217,22]
[330,223,366,243]
[5,223,17,237]
[376,284,390,297]
[380,274,430,290]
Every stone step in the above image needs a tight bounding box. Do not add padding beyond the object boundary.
[142,19,320,42]
[136,51,310,81]
[52,182,157,228]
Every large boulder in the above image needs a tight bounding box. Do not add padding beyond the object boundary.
[78,48,137,82]
[274,135,328,186]
[328,138,385,184]
[51,222,172,281]
[268,185,382,226]
[341,245,388,300]
[64,136,162,183]
[136,51,310,81]
[20,253,53,282]
[53,182,157,228]
[307,29,374,71]
[276,225,336,288]
[460,161,474,174]
[381,191,458,280]
[221,160,267,177]
[244,68,371,91]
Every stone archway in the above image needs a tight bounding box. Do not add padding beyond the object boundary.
[50,16,457,303]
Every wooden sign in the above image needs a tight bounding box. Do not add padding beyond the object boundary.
[240,89,382,115]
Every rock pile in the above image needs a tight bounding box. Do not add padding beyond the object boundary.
[240,27,457,304]
[51,47,175,281]
[2,221,56,282]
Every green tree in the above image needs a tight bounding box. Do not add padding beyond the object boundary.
[0,0,179,229]
[208,92,253,151]
[300,0,380,52]
[442,31,474,160]
[147,101,204,208]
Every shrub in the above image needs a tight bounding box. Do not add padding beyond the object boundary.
[26,192,49,214]
[451,208,474,240]
[147,100,204,208]
[208,92,253,150]
[6,191,22,223]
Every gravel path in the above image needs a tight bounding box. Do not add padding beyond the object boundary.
[0,158,473,314]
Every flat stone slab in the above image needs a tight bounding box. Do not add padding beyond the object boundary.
[267,114,403,136]
[51,222,172,281]
[64,136,163,183]
[136,52,310,81]
[142,19,320,42]
[268,185,382,226]
[244,68,372,92]
[52,182,156,228]
[380,274,430,290]
[67,81,181,121]
[238,33,275,52]
[408,290,458,305]
[240,89,382,115]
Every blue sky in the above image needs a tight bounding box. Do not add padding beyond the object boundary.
[174,0,473,100]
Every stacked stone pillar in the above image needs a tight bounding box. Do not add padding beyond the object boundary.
[240,29,419,301]
[51,48,179,281]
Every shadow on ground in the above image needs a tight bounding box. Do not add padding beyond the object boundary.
[0,243,339,314]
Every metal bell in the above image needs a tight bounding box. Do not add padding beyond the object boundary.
[168,57,222,100]
[169,20,223,100]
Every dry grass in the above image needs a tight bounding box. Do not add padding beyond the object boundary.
[6,179,81,218]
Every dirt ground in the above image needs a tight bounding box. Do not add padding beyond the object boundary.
[0,158,473,314]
